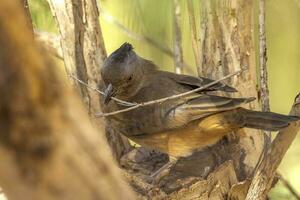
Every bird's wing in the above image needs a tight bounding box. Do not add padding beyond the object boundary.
[163,94,255,129]
[161,71,237,93]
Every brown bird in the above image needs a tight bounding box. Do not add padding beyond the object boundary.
[101,43,299,182]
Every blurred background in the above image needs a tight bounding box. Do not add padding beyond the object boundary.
[28,0,300,199]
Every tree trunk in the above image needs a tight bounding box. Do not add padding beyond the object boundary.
[0,0,134,199]
[47,0,132,161]
[199,0,264,177]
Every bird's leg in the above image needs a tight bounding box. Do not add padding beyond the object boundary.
[149,156,178,184]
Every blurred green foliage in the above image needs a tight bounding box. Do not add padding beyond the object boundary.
[28,0,300,198]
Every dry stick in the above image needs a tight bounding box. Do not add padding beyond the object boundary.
[245,94,300,200]
[259,0,270,119]
[69,75,136,107]
[172,0,184,74]
[99,8,194,74]
[278,173,300,200]
[255,0,272,175]
[250,0,274,185]
[95,68,245,117]
[198,0,207,76]
[187,0,201,70]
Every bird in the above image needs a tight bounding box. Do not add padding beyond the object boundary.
[101,42,299,183]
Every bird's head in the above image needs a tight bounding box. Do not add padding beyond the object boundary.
[101,43,146,104]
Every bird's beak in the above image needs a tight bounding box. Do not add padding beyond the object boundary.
[104,83,115,104]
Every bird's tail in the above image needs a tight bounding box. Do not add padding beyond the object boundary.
[238,108,299,131]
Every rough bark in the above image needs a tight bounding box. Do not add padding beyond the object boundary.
[257,0,271,175]
[0,0,135,199]
[258,0,270,113]
[47,0,132,161]
[199,0,264,176]
[47,0,105,111]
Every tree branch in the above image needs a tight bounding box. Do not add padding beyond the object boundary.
[47,0,131,161]
[198,0,207,76]
[172,0,183,74]
[47,0,93,109]
[259,0,270,113]
[255,0,271,180]
[187,0,201,71]
[246,93,300,200]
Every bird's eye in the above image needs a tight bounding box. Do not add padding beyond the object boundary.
[127,75,133,81]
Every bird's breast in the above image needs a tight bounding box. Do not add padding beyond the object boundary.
[129,120,231,158]
[107,104,165,136]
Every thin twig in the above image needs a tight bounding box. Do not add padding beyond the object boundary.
[187,0,201,70]
[172,0,183,74]
[69,75,136,107]
[259,0,271,148]
[278,173,300,200]
[198,0,207,76]
[95,68,245,117]
[259,0,270,115]
[254,0,271,178]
